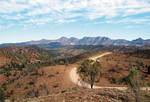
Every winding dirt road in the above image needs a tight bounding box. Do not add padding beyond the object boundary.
[69,52,150,91]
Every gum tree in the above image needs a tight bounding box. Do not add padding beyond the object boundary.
[77,59,101,88]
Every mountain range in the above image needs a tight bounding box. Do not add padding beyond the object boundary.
[1,36,150,47]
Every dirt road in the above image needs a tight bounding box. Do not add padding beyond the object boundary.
[69,52,150,91]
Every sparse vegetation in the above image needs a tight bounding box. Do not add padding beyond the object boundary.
[0,45,150,101]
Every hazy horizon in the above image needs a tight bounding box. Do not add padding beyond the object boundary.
[0,35,149,44]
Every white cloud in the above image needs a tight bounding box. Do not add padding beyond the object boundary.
[106,16,150,25]
[0,23,14,30]
[25,17,53,25]
[0,0,150,26]
[0,0,29,13]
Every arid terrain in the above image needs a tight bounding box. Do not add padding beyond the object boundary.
[0,45,150,102]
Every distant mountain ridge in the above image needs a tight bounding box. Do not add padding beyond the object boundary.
[1,36,150,47]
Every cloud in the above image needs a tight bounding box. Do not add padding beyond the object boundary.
[25,17,53,25]
[0,0,29,13]
[106,16,150,26]
[0,23,14,31]
[0,0,150,27]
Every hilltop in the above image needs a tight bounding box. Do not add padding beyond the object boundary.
[1,36,150,48]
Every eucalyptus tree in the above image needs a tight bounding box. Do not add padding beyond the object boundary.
[77,59,101,88]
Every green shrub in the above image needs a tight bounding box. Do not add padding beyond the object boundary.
[0,87,5,102]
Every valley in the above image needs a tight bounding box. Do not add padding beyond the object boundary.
[0,44,150,102]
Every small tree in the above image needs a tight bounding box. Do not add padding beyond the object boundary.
[121,68,141,102]
[77,59,101,88]
[0,87,5,102]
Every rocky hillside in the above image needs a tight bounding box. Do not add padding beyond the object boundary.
[0,46,54,67]
[17,89,150,102]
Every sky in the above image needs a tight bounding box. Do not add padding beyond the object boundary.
[0,0,150,44]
